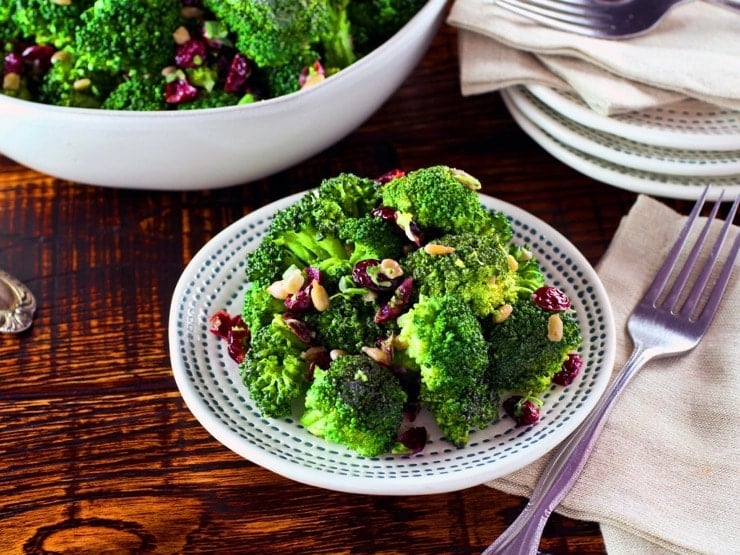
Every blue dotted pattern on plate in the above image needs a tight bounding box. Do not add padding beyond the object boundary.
[171,194,613,492]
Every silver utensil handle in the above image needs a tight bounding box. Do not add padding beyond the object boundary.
[482,344,658,555]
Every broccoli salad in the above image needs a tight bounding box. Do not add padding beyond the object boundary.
[210,166,584,457]
[0,0,426,110]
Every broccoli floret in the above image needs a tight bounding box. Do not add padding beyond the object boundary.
[300,354,407,457]
[101,72,167,111]
[484,297,582,394]
[397,294,498,447]
[176,88,241,110]
[76,0,182,74]
[203,0,348,70]
[509,244,546,298]
[37,50,114,108]
[402,233,518,319]
[241,312,312,418]
[338,214,406,265]
[316,172,382,220]
[380,165,512,240]
[246,176,382,285]
[305,294,390,354]
[245,193,352,285]
[241,280,286,337]
[13,0,95,48]
[347,0,427,56]
[258,61,302,98]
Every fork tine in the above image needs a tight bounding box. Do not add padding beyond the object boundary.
[497,0,610,17]
[642,186,710,305]
[679,195,739,322]
[495,0,615,32]
[662,190,725,311]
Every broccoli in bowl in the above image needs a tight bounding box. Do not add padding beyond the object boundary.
[209,165,585,457]
[1,0,428,109]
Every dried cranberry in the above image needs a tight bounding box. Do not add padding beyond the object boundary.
[532,286,571,311]
[370,206,423,246]
[4,52,23,77]
[503,396,541,427]
[375,277,413,324]
[282,313,314,344]
[22,44,54,77]
[209,311,250,364]
[552,353,583,386]
[284,287,312,312]
[208,309,234,339]
[396,427,427,455]
[226,324,250,364]
[370,206,397,224]
[224,53,251,93]
[175,38,208,68]
[299,60,324,87]
[376,169,405,184]
[352,259,396,291]
[164,78,199,104]
[305,267,323,284]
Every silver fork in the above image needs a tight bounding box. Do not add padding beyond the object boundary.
[494,0,740,39]
[483,187,739,555]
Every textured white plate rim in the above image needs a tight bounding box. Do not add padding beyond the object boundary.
[168,190,616,495]
[527,85,740,152]
[506,87,740,177]
[502,89,740,202]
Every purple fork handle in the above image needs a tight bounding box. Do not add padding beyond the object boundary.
[482,345,656,555]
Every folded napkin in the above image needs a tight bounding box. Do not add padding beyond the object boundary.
[488,195,740,555]
[447,0,740,115]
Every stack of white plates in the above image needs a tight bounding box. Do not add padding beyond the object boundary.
[501,85,740,200]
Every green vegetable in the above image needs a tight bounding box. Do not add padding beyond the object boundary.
[76,0,183,75]
[484,297,582,394]
[213,165,585,457]
[300,354,407,457]
[348,0,428,57]
[402,232,519,319]
[305,294,392,355]
[12,0,94,49]
[241,313,312,418]
[2,0,426,109]
[380,165,513,241]
[102,73,168,111]
[397,294,499,447]
[245,172,384,285]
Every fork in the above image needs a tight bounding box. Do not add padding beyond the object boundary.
[483,187,739,555]
[494,0,740,39]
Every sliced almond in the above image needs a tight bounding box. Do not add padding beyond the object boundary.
[424,243,455,255]
[310,280,330,312]
[547,314,563,342]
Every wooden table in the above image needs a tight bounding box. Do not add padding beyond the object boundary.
[1,21,696,555]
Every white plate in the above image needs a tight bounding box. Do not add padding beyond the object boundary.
[502,89,740,201]
[528,85,740,152]
[168,191,616,495]
[506,87,740,177]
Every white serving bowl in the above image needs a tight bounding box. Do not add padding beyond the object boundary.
[0,0,447,190]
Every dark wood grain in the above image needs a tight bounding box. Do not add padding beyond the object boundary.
[0,20,698,555]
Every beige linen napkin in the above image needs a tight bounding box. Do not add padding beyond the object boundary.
[447,0,740,115]
[488,195,740,555]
